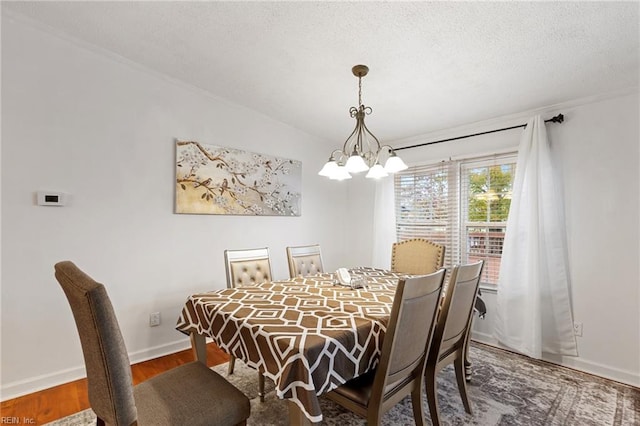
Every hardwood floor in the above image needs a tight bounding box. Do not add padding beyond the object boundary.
[0,343,229,425]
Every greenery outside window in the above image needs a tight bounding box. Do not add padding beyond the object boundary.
[394,153,516,285]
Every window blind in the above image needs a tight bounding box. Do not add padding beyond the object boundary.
[395,153,516,285]
[394,161,460,272]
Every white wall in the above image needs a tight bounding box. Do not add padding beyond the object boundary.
[2,11,638,401]
[358,91,640,386]
[0,15,352,399]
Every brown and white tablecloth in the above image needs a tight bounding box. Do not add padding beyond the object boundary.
[175,268,404,423]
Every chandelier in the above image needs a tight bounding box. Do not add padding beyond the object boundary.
[318,65,407,180]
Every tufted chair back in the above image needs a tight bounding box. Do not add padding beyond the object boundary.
[223,247,273,399]
[224,247,272,288]
[391,238,445,275]
[286,244,324,278]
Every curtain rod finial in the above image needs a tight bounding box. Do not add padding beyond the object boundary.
[549,114,564,123]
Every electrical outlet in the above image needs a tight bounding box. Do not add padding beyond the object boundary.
[573,321,583,337]
[149,312,161,327]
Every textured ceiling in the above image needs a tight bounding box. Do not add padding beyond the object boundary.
[3,1,639,144]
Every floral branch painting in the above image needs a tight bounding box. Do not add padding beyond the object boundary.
[175,141,302,216]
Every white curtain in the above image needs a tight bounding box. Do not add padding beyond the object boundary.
[494,115,578,359]
[371,177,396,269]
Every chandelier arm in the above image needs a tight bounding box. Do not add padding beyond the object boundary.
[361,121,382,152]
[356,120,366,155]
[361,133,377,166]
[342,123,360,155]
[329,149,345,161]
[372,144,393,165]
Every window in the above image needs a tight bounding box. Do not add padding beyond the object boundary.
[394,153,516,285]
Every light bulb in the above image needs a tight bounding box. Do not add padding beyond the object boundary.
[330,166,352,180]
[345,154,369,173]
[366,163,389,179]
[384,155,408,173]
[318,160,339,177]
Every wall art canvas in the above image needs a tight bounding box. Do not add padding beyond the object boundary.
[175,140,302,216]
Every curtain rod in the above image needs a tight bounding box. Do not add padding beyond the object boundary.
[394,114,564,152]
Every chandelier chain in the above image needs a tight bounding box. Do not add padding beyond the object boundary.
[358,76,362,106]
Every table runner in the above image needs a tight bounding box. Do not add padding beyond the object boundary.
[175,267,404,422]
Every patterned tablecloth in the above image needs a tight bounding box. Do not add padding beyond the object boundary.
[175,267,404,423]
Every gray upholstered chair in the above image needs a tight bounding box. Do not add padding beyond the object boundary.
[286,244,324,278]
[391,238,445,275]
[324,269,446,425]
[425,260,484,426]
[54,261,250,426]
[224,247,272,288]
[224,247,272,401]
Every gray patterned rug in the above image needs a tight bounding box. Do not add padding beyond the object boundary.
[45,343,639,425]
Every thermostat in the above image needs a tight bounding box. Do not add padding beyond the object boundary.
[37,191,67,206]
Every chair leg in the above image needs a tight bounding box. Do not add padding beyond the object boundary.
[454,354,473,414]
[258,367,265,402]
[425,365,440,426]
[464,357,472,382]
[228,354,236,375]
[464,317,474,382]
[366,407,382,426]
[411,385,426,426]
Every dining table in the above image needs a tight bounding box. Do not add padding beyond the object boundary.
[175,267,405,425]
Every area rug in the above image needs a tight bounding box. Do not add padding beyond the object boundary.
[45,342,639,425]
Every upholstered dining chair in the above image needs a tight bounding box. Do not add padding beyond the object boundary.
[424,260,484,426]
[391,238,446,275]
[54,261,250,426]
[324,269,446,425]
[286,244,324,278]
[224,247,272,401]
[224,247,272,289]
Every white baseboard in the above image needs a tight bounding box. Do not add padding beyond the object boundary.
[1,338,193,401]
[5,332,637,401]
[1,365,88,402]
[557,356,640,388]
[127,339,192,365]
[470,331,639,388]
